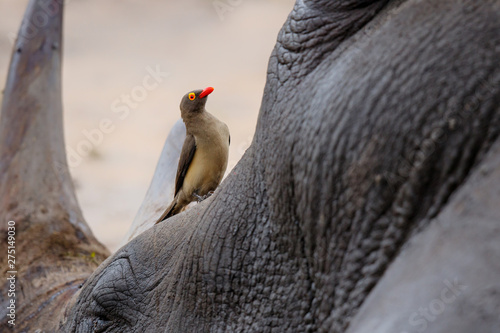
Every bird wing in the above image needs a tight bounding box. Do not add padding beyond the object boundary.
[175,133,196,196]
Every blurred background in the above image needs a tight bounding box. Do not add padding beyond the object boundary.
[0,0,294,251]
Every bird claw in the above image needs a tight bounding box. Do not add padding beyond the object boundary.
[192,193,203,202]
[193,191,214,203]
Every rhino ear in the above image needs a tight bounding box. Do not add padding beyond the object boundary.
[0,0,108,329]
[124,119,186,242]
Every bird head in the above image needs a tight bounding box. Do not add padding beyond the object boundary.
[180,87,214,117]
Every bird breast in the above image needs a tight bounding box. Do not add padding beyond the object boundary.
[183,119,229,195]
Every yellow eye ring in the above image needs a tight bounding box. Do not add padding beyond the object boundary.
[189,93,196,101]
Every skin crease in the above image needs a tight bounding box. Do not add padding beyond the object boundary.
[1,0,498,332]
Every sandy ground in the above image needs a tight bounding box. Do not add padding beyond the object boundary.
[0,0,294,252]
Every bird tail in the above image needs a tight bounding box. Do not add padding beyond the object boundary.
[155,199,177,224]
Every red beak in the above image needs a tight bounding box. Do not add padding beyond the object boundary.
[199,87,214,99]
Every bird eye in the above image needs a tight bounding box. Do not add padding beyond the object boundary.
[189,93,196,101]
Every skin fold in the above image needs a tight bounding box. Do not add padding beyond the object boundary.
[1,0,499,332]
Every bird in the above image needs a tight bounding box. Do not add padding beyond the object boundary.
[156,87,230,223]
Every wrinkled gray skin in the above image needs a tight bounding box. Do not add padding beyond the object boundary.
[61,0,500,332]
